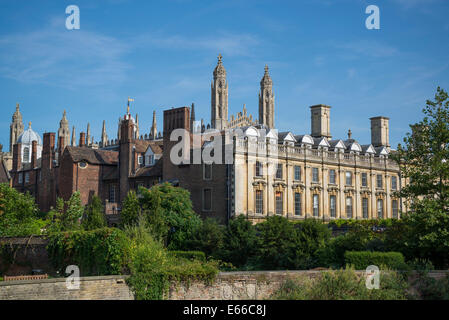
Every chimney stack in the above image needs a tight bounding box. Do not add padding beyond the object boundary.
[370,116,390,148]
[57,136,65,155]
[31,140,37,168]
[12,143,22,172]
[79,132,86,147]
[43,133,56,169]
[310,104,331,139]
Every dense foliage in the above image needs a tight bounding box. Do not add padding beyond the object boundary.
[390,87,449,268]
[124,221,218,300]
[344,251,406,270]
[121,183,202,249]
[47,227,130,276]
[0,183,47,236]
[82,195,107,230]
[271,268,409,300]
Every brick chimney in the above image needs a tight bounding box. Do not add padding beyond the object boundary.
[12,143,22,172]
[370,116,390,148]
[43,133,56,169]
[57,136,65,156]
[79,132,86,147]
[31,140,37,169]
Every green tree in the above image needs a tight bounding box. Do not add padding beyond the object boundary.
[120,190,141,228]
[0,183,46,236]
[294,219,331,268]
[391,87,449,268]
[184,218,225,257]
[255,215,300,270]
[138,186,169,243]
[139,183,202,250]
[82,195,107,230]
[221,215,258,267]
[48,192,84,232]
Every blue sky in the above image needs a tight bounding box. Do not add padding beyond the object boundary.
[1,0,448,151]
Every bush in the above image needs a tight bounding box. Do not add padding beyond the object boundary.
[271,268,408,300]
[82,195,107,230]
[182,218,225,257]
[255,216,300,270]
[0,183,47,236]
[345,251,406,270]
[168,251,206,262]
[125,222,218,300]
[220,215,258,268]
[47,228,130,276]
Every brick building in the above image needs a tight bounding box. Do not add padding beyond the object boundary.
[4,55,405,224]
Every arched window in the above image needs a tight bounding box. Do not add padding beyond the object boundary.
[23,147,30,162]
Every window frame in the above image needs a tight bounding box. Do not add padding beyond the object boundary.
[312,168,319,183]
[294,192,302,216]
[313,194,319,217]
[203,163,212,180]
[275,191,283,215]
[255,189,263,214]
[294,166,301,181]
[329,169,336,184]
[330,195,336,217]
[346,196,353,218]
[202,188,213,211]
[345,171,353,186]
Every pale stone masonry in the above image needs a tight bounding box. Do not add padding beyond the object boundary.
[2,54,405,223]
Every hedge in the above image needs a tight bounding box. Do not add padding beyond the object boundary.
[168,251,206,262]
[47,228,130,276]
[344,251,406,270]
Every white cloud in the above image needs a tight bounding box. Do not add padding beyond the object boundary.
[0,26,130,89]
[334,40,399,59]
[133,31,260,57]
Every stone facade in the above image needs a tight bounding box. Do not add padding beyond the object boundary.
[0,276,133,300]
[4,54,404,223]
[2,271,448,300]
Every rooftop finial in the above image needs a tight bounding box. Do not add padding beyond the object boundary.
[348,129,352,140]
[127,97,134,114]
[16,103,19,111]
[218,53,222,64]
[264,65,269,73]
[28,121,32,129]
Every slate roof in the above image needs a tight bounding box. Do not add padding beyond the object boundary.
[133,158,163,178]
[65,146,118,165]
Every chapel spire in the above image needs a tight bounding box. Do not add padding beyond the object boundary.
[101,120,108,147]
[211,54,228,130]
[259,65,275,129]
[10,103,24,153]
[150,111,158,139]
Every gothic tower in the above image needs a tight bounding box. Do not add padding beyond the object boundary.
[71,126,76,146]
[259,65,275,129]
[150,110,157,139]
[10,103,24,153]
[101,120,108,147]
[57,110,70,150]
[211,54,228,130]
[86,123,91,146]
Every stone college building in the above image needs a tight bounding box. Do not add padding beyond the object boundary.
[0,55,404,224]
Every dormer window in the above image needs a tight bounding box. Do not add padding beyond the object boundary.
[23,147,30,163]
[79,161,87,169]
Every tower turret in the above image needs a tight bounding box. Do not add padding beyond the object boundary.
[211,54,228,130]
[259,65,275,129]
[10,103,24,153]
